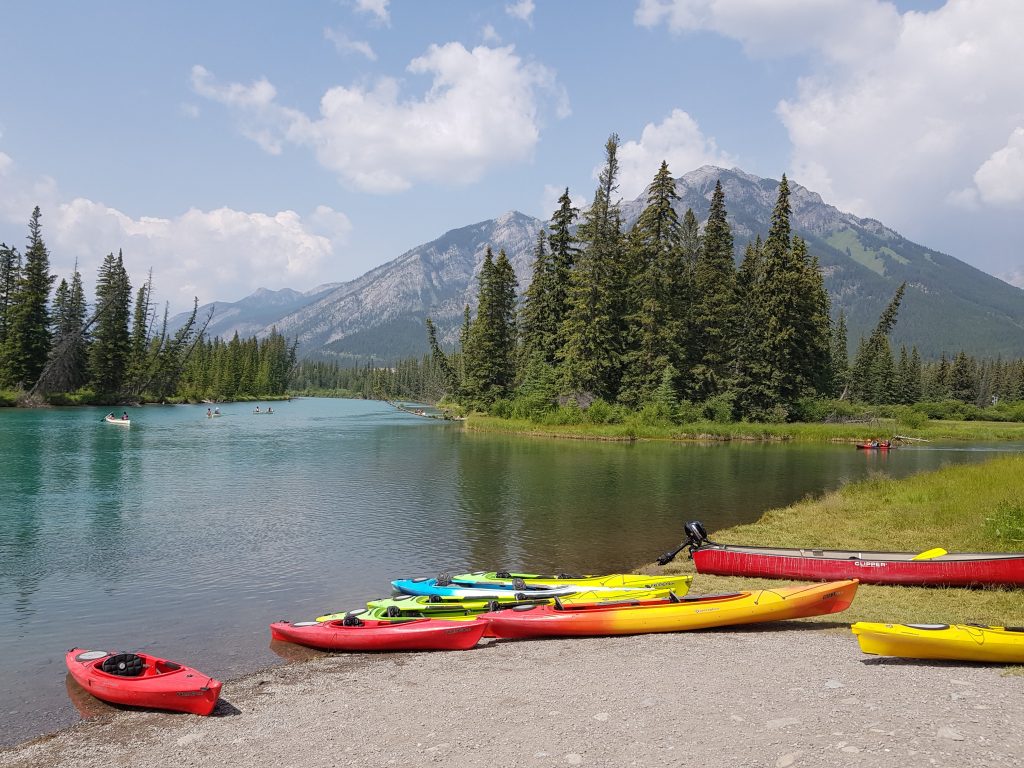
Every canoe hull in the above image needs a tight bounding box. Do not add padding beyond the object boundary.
[269,617,487,651]
[65,649,221,716]
[451,572,693,593]
[692,545,1024,587]
[485,580,858,639]
[852,622,1024,663]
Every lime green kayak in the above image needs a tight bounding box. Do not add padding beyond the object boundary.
[316,586,685,623]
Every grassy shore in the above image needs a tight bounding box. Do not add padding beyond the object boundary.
[467,414,1024,442]
[639,456,1024,650]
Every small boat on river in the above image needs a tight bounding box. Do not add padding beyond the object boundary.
[852,622,1024,663]
[104,414,130,427]
[855,440,891,450]
[65,648,221,715]
[659,521,1024,587]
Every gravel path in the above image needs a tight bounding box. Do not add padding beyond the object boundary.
[2,623,1021,768]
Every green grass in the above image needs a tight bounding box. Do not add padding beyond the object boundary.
[638,456,1024,638]
[466,415,1024,443]
[0,389,18,407]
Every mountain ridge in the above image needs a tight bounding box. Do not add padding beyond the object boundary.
[181,167,1024,361]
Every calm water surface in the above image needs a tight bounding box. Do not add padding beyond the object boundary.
[0,398,1016,744]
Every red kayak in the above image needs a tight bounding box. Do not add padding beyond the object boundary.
[856,441,891,450]
[65,649,221,716]
[660,521,1024,587]
[270,614,488,652]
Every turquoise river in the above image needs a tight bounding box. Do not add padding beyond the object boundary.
[1,397,1018,745]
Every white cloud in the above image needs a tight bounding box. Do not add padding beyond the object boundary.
[354,0,389,25]
[972,127,1024,206]
[506,0,535,24]
[0,153,350,308]
[193,44,567,193]
[615,109,737,199]
[482,24,501,43]
[639,0,1024,226]
[324,27,377,61]
[180,103,200,119]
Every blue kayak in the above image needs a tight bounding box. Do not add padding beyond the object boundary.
[391,577,580,600]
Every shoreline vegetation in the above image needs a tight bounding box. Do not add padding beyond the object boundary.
[640,455,1024,649]
[465,414,1024,443]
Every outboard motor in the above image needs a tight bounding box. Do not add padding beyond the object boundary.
[656,519,715,565]
[684,520,711,548]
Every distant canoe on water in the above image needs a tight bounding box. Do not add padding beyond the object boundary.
[104,414,130,427]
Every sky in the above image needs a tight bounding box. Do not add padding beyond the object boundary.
[1,0,1022,313]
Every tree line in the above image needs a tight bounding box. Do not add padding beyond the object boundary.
[0,207,294,404]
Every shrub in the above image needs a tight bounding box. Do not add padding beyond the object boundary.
[894,406,927,430]
[702,392,735,423]
[585,398,613,424]
[675,400,703,424]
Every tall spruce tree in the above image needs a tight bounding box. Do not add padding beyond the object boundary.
[948,351,977,403]
[547,188,579,353]
[559,134,626,400]
[126,270,155,394]
[520,228,558,364]
[619,161,683,407]
[0,241,20,353]
[690,180,737,399]
[89,250,133,394]
[849,282,906,404]
[41,263,89,392]
[830,309,849,398]
[2,208,55,388]
[464,247,518,404]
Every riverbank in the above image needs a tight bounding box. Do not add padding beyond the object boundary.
[0,389,293,407]
[3,625,1021,768]
[466,415,1024,443]
[645,455,1024,631]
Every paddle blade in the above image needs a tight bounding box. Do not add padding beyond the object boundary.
[911,547,947,561]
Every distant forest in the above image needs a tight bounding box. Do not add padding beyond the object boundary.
[0,207,295,405]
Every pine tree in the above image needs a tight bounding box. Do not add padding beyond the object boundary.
[830,309,849,398]
[690,179,736,399]
[41,263,89,392]
[1,208,55,388]
[559,134,626,400]
[849,283,906,404]
[547,187,579,353]
[126,270,155,394]
[948,351,976,403]
[0,241,21,353]
[619,160,683,407]
[464,247,518,404]
[519,228,558,364]
[89,250,133,394]
[907,346,923,403]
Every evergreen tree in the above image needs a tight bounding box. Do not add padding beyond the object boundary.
[907,346,923,403]
[792,240,832,395]
[559,134,626,399]
[41,263,89,392]
[519,228,558,364]
[1,208,55,388]
[126,270,154,394]
[89,250,133,394]
[619,160,683,406]
[849,283,906,404]
[830,309,849,398]
[690,180,736,399]
[948,351,977,403]
[464,247,518,403]
[0,241,21,352]
[547,187,579,353]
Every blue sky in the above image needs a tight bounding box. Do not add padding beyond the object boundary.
[1,0,1021,311]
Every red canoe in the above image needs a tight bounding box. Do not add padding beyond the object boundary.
[270,615,488,652]
[668,521,1024,587]
[855,442,891,450]
[65,649,221,716]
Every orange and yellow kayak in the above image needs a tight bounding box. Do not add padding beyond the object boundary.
[485,580,859,639]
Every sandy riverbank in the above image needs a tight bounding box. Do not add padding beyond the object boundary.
[2,623,1021,768]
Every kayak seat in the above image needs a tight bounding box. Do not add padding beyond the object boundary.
[101,653,145,677]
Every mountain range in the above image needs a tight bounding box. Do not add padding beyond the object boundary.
[172,167,1024,361]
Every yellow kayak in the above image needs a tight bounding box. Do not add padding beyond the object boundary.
[851,622,1024,663]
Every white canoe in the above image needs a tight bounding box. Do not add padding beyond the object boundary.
[104,415,131,427]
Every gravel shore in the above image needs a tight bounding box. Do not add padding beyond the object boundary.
[2,622,1020,768]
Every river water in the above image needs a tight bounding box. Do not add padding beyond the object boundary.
[0,398,1015,744]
